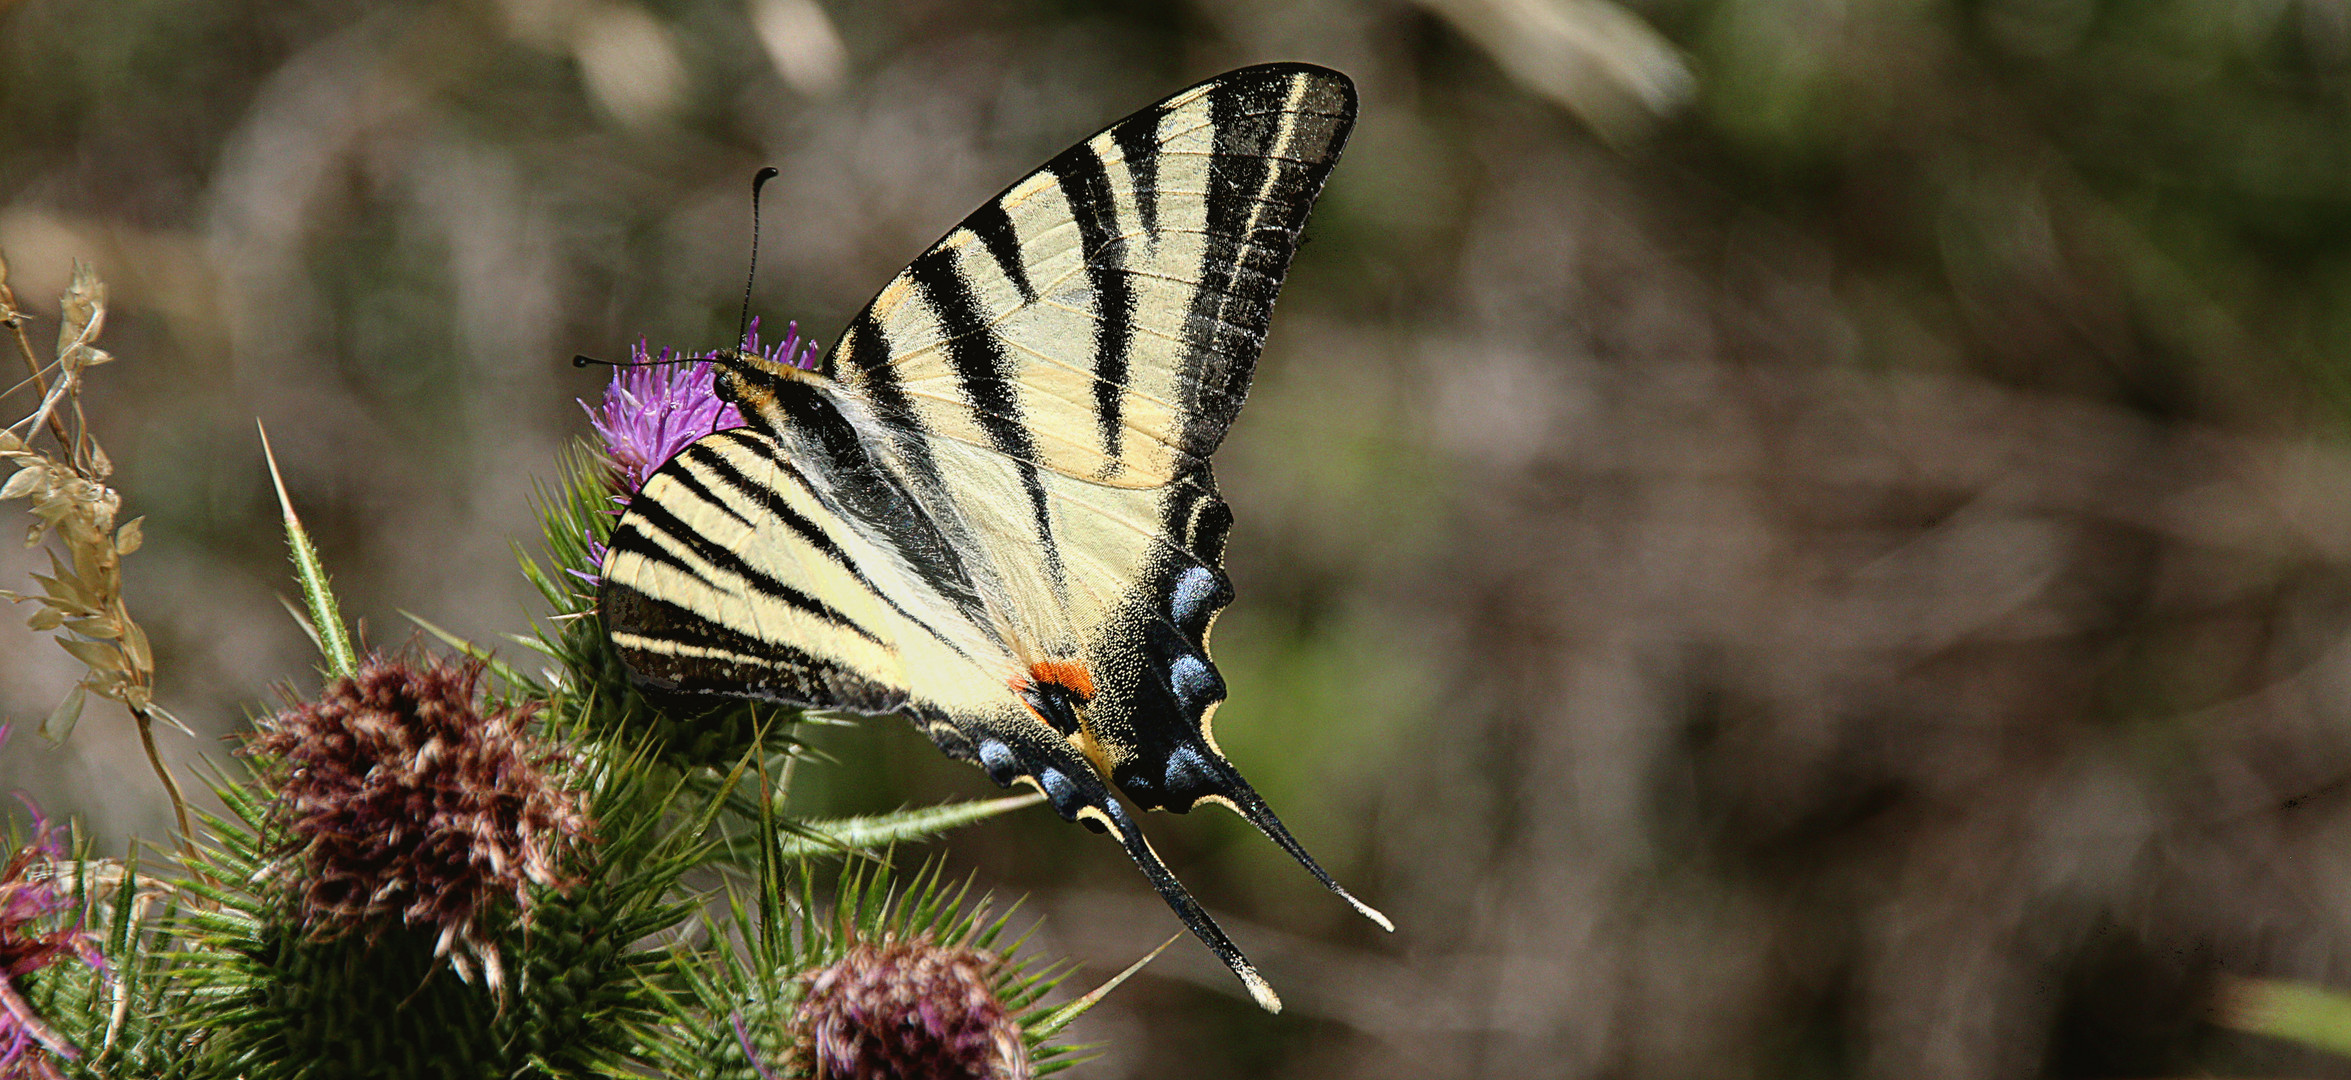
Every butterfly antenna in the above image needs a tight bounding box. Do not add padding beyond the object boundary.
[573,352,696,370]
[739,166,780,352]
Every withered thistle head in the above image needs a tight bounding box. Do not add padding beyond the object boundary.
[246,656,589,987]
[795,936,1029,1080]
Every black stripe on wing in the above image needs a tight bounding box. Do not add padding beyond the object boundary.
[1111,100,1165,236]
[907,245,1067,588]
[600,583,908,714]
[735,372,993,625]
[681,433,987,668]
[964,200,1037,304]
[610,490,887,649]
[1177,64,1356,457]
[1042,137,1136,466]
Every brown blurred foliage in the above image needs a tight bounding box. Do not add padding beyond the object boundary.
[6,0,2351,1076]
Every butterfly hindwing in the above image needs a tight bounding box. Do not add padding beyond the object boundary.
[599,63,1382,1012]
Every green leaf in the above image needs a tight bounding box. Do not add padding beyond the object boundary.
[2217,976,2351,1057]
[258,421,354,676]
[772,793,1046,860]
[42,684,84,741]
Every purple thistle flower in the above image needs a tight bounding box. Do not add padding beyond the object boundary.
[580,317,821,494]
[580,342,744,499]
[0,727,103,1078]
[573,317,820,586]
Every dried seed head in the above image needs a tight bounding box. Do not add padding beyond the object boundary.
[795,936,1029,1080]
[246,657,590,986]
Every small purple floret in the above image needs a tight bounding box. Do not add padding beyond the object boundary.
[743,316,823,374]
[0,725,104,1074]
[572,317,821,586]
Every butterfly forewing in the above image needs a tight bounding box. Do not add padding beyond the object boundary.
[600,63,1377,1012]
[601,427,1006,717]
[831,63,1357,489]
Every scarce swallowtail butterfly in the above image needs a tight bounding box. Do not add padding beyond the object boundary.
[595,62,1387,1011]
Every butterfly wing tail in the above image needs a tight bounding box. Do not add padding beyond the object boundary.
[968,709,1285,1012]
[1197,771,1394,933]
[1081,795,1284,1014]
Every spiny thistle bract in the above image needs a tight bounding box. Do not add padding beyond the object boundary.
[0,261,1137,1079]
[168,667,746,1079]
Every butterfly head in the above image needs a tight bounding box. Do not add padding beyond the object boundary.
[707,342,827,416]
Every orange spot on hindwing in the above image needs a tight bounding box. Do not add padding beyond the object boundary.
[1012,660,1115,777]
[1026,659,1095,700]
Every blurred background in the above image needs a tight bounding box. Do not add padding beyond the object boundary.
[7,0,2351,1075]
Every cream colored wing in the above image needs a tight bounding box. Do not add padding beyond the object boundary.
[601,64,1383,1014]
[828,62,1357,491]
[598,425,1011,723]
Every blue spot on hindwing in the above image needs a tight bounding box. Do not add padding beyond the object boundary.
[1038,768,1081,818]
[977,740,1016,784]
[1169,565,1223,631]
[1163,745,1213,795]
[1168,654,1222,709]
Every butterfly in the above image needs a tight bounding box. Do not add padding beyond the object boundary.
[595,62,1387,1011]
